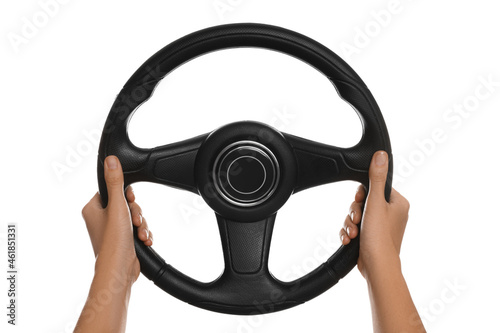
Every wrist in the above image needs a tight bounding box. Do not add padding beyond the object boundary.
[362,250,402,283]
[95,251,139,285]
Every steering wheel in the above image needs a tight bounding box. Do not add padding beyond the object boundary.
[97,23,392,315]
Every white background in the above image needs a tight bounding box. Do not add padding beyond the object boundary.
[1,0,499,332]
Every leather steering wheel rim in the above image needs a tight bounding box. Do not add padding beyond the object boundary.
[97,23,392,315]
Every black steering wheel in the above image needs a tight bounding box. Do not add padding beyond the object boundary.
[97,23,392,315]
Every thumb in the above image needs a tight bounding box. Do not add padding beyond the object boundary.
[104,155,126,208]
[367,151,389,203]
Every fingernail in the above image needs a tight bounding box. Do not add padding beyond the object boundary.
[106,156,118,169]
[375,151,387,166]
[341,234,345,243]
[350,211,355,222]
[144,228,149,239]
[347,227,352,237]
[139,213,143,225]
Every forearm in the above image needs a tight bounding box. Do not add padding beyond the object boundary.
[74,255,134,333]
[366,256,425,333]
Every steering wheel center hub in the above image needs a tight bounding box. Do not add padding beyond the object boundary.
[214,141,279,207]
[194,121,297,222]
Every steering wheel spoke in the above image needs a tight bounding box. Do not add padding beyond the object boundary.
[147,212,304,314]
[216,213,275,275]
[137,134,207,193]
[119,134,208,194]
[283,133,368,193]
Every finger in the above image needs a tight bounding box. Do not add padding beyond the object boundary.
[349,200,363,225]
[129,201,143,227]
[144,230,153,247]
[355,184,366,203]
[137,216,150,242]
[343,214,359,239]
[126,186,135,203]
[339,227,350,245]
[367,151,389,203]
[104,156,126,208]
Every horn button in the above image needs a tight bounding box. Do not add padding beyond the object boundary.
[214,141,279,207]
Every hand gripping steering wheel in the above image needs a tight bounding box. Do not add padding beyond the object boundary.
[97,23,392,315]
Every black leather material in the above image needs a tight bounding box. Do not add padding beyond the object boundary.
[97,23,392,315]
